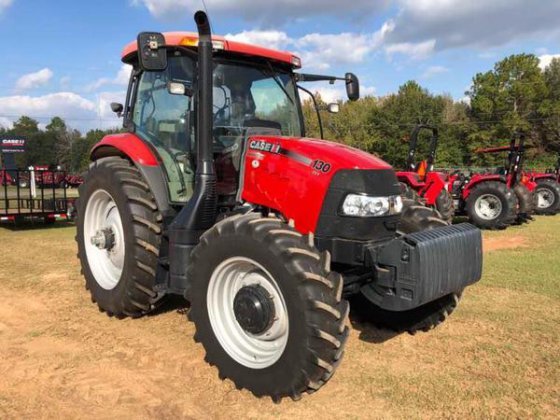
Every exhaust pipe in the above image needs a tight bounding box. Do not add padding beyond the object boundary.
[168,10,217,294]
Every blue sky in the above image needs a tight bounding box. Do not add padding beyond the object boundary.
[0,0,559,132]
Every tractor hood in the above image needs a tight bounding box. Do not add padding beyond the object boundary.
[240,135,398,234]
[246,136,393,171]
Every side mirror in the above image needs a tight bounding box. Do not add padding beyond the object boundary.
[110,102,124,117]
[137,32,167,71]
[168,81,194,97]
[345,72,360,101]
[327,103,340,114]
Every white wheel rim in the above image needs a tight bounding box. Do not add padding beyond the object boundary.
[475,194,502,221]
[83,189,125,290]
[207,257,289,369]
[537,188,554,209]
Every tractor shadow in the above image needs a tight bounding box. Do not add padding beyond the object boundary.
[149,295,191,317]
[349,297,402,344]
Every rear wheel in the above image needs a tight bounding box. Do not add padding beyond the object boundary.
[465,181,517,229]
[513,183,534,223]
[76,157,162,317]
[435,189,455,223]
[187,213,349,402]
[534,179,560,215]
[360,199,462,334]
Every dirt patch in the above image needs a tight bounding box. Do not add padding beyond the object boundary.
[483,235,528,252]
[0,225,559,419]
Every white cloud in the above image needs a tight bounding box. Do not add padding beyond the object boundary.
[0,0,13,14]
[385,39,436,60]
[84,64,132,93]
[0,116,13,129]
[421,65,449,79]
[132,0,390,24]
[0,91,125,132]
[225,25,394,70]
[387,0,560,51]
[225,30,291,51]
[15,68,53,91]
[539,54,560,70]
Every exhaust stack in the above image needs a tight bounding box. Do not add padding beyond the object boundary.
[168,10,217,293]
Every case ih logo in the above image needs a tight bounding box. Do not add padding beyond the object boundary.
[0,137,26,153]
[249,140,280,154]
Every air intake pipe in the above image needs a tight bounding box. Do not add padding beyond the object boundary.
[168,11,217,293]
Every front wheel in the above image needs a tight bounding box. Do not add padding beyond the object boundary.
[187,214,349,402]
[513,183,534,223]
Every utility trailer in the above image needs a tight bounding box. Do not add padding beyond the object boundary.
[0,168,76,224]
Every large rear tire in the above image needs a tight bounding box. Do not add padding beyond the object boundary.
[358,199,463,334]
[513,183,534,223]
[534,179,560,215]
[187,213,349,402]
[435,189,455,223]
[76,157,162,318]
[465,181,517,229]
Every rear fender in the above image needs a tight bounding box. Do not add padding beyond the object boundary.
[461,174,505,199]
[90,133,172,213]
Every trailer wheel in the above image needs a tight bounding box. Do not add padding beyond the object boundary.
[534,179,560,215]
[358,198,463,334]
[76,157,162,318]
[513,183,534,223]
[465,181,517,229]
[187,213,349,402]
[435,189,455,223]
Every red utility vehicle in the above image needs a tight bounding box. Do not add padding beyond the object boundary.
[396,125,454,222]
[76,11,483,401]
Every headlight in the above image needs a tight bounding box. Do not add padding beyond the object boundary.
[341,194,403,217]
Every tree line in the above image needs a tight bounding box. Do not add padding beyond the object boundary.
[303,54,560,169]
[1,53,559,174]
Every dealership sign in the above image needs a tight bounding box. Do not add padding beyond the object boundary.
[0,137,26,153]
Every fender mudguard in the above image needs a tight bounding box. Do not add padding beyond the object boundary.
[90,133,172,213]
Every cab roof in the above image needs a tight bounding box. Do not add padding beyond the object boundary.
[122,32,301,68]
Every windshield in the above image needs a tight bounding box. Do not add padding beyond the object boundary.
[212,61,303,137]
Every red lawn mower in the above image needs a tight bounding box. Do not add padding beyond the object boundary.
[526,152,560,215]
[396,125,454,222]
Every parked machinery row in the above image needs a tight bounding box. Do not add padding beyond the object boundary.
[397,126,560,230]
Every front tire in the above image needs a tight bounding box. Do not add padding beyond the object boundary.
[534,179,560,215]
[435,189,455,223]
[76,157,162,318]
[465,181,517,229]
[187,214,349,402]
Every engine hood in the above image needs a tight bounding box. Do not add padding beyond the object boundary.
[252,136,392,171]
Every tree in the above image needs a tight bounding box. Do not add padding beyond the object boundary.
[12,116,39,136]
[539,57,560,162]
[468,54,547,165]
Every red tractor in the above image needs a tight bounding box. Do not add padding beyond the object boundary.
[526,152,560,215]
[396,125,454,222]
[447,134,534,229]
[76,11,482,401]
[473,133,535,224]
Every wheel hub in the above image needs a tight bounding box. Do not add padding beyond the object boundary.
[90,228,115,250]
[233,285,275,335]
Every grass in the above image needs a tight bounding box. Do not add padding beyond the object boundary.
[0,217,558,419]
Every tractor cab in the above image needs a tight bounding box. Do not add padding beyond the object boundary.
[117,32,358,206]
